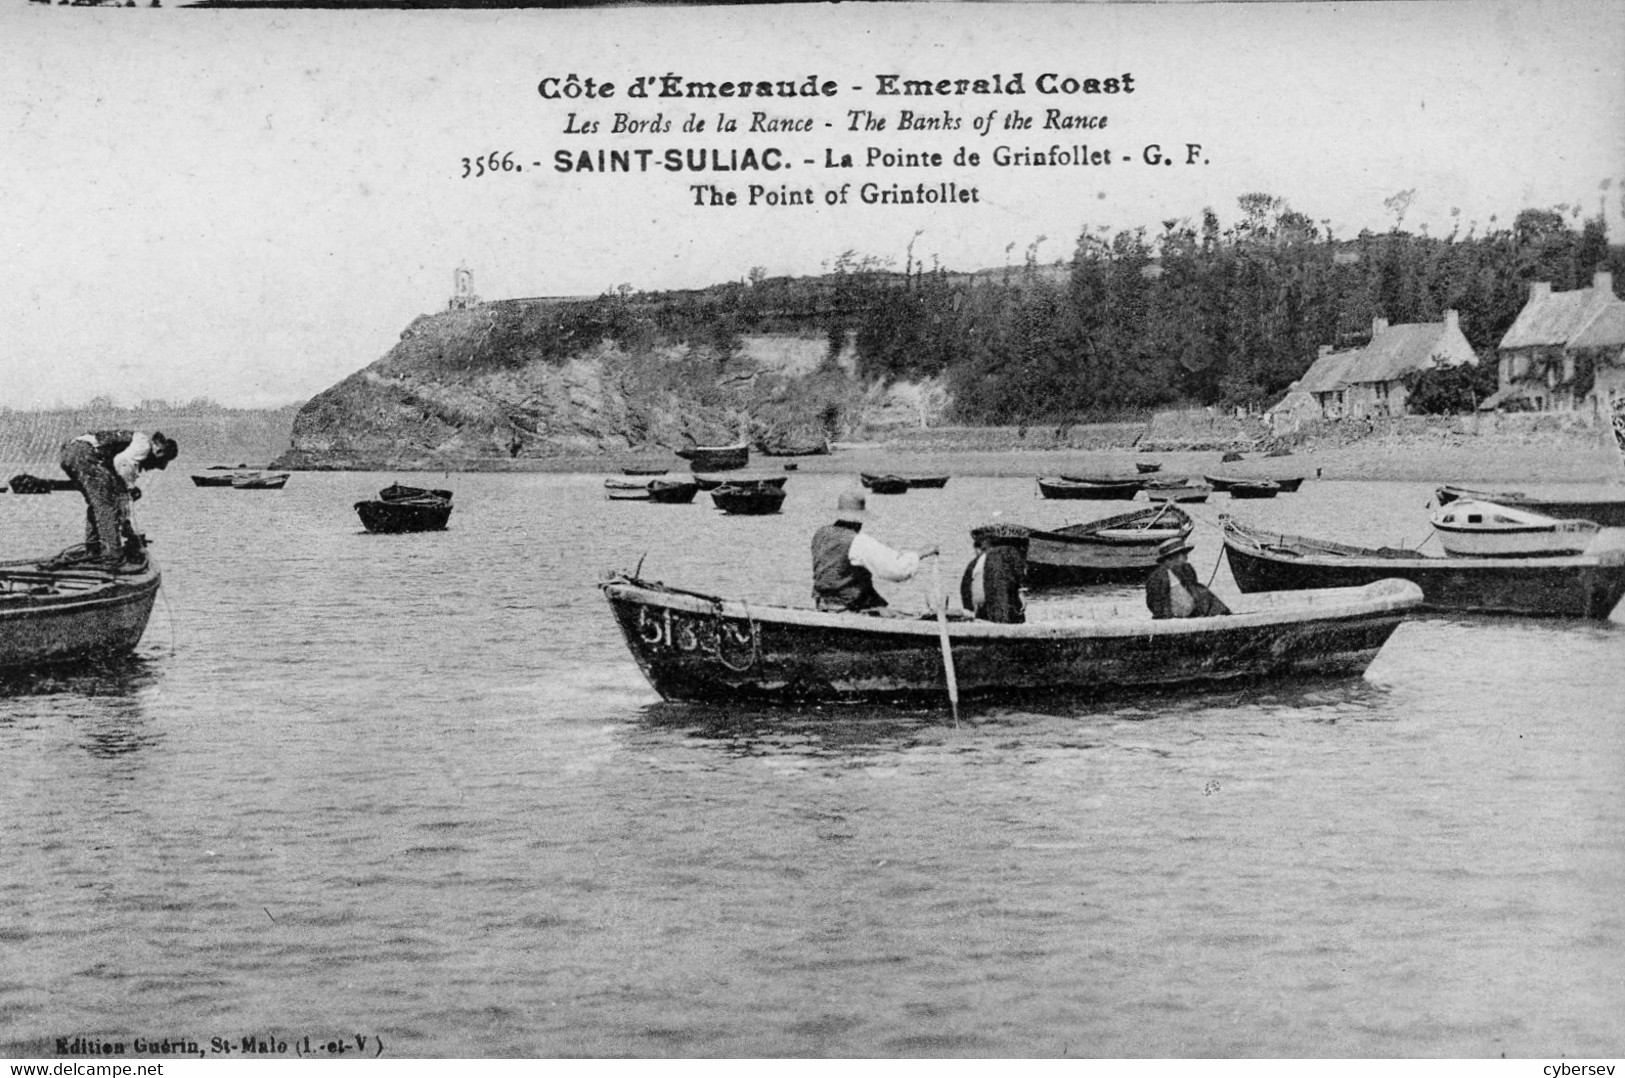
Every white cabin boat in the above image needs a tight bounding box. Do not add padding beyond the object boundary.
[1429,499,1601,558]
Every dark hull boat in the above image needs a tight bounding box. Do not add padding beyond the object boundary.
[1434,485,1625,529]
[647,479,700,504]
[1206,475,1284,497]
[622,467,669,476]
[675,442,750,471]
[8,474,77,495]
[1222,519,1625,619]
[381,483,453,502]
[601,574,1420,705]
[356,496,452,532]
[1039,477,1144,500]
[905,475,950,489]
[1135,461,1163,474]
[860,473,909,495]
[1026,505,1195,586]
[0,557,161,667]
[711,484,787,515]
[692,473,788,492]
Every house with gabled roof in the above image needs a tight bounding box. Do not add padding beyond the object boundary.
[1489,271,1623,412]
[1568,302,1625,413]
[1273,311,1476,421]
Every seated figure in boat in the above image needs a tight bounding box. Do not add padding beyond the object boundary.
[961,521,1029,624]
[1146,536,1231,619]
[58,429,178,570]
[812,491,935,615]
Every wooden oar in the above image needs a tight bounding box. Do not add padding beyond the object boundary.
[928,554,960,727]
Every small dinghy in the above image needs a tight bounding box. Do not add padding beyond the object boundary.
[711,483,787,515]
[1429,499,1600,558]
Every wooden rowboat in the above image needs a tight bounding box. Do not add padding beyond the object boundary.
[648,479,700,504]
[1222,518,1625,619]
[675,442,750,471]
[600,573,1421,705]
[1039,476,1145,500]
[1026,505,1195,586]
[381,482,453,502]
[905,475,950,489]
[356,492,452,532]
[692,473,787,492]
[711,484,786,515]
[860,473,910,495]
[232,472,289,490]
[0,556,161,668]
[1435,485,1625,528]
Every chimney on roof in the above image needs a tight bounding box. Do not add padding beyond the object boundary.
[1530,282,1551,300]
[1595,270,1615,298]
[1443,309,1460,334]
[1372,317,1389,337]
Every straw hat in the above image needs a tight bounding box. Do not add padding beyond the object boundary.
[971,521,1031,546]
[1156,536,1195,561]
[834,490,869,523]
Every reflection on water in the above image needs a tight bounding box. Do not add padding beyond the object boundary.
[1,471,1621,1057]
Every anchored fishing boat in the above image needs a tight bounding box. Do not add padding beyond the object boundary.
[1434,485,1625,528]
[860,473,910,495]
[1429,499,1600,558]
[1026,505,1195,586]
[647,479,700,504]
[692,473,787,492]
[0,555,161,668]
[1222,518,1625,619]
[600,572,1421,705]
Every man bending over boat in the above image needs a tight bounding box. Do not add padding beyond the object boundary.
[961,521,1029,624]
[812,491,936,615]
[1146,536,1231,619]
[58,429,178,571]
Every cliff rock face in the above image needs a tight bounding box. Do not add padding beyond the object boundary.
[275,298,887,469]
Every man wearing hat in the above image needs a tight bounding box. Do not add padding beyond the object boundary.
[1146,535,1231,619]
[59,429,179,570]
[812,490,936,614]
[961,521,1029,624]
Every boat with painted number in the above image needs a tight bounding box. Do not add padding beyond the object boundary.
[600,573,1421,705]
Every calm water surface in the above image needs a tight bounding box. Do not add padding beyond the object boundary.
[1,469,1622,1057]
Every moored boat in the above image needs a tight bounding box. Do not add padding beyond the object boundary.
[692,473,788,492]
[605,478,652,501]
[232,472,289,490]
[600,573,1421,705]
[1135,461,1163,474]
[0,555,161,667]
[1026,504,1195,586]
[1039,476,1145,500]
[1144,482,1212,504]
[675,442,750,471]
[192,465,253,487]
[1222,518,1625,619]
[380,482,453,502]
[1206,474,1287,497]
[622,466,669,476]
[860,473,909,495]
[1434,485,1625,529]
[355,487,453,532]
[905,475,950,489]
[1429,499,1600,558]
[711,483,787,515]
[647,479,700,504]
[8,474,77,495]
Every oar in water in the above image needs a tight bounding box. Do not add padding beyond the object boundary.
[926,553,959,727]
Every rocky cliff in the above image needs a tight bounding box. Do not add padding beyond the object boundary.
[274,295,924,470]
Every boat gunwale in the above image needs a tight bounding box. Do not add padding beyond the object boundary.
[1224,520,1624,570]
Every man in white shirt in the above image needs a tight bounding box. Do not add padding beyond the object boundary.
[58,429,178,570]
[811,490,936,613]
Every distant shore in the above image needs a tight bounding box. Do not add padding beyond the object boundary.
[273,416,1625,487]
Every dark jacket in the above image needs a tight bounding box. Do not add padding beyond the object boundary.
[960,546,1026,623]
[1146,560,1232,619]
[812,522,887,611]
